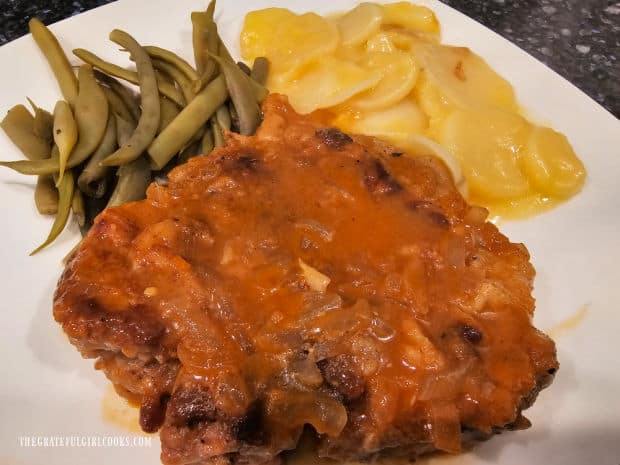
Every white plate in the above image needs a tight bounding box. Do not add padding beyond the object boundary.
[0,1,619,464]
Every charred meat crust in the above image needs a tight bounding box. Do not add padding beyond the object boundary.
[141,392,172,433]
[315,127,353,150]
[364,160,402,195]
[168,386,218,427]
[53,294,167,359]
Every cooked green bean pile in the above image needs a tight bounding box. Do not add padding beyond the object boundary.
[0,0,269,254]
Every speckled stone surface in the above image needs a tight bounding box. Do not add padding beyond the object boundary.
[1,0,618,116]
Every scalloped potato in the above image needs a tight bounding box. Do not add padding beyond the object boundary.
[522,126,586,197]
[240,2,586,218]
[410,41,518,114]
[335,99,427,142]
[271,56,383,114]
[439,108,531,199]
[337,2,384,47]
[240,8,338,74]
[350,51,419,110]
[382,2,440,39]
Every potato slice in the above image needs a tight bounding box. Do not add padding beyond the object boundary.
[477,194,562,221]
[521,126,586,197]
[380,26,441,48]
[382,2,440,36]
[335,44,367,63]
[411,42,518,113]
[382,30,416,50]
[240,8,338,73]
[337,2,384,47]
[350,52,419,110]
[272,56,382,114]
[338,99,427,140]
[398,134,466,193]
[366,32,397,53]
[412,70,452,128]
[439,108,531,199]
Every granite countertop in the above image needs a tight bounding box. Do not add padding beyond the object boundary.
[1,0,618,117]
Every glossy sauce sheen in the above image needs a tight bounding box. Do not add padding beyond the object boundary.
[55,95,558,461]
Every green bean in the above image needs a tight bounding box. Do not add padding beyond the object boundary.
[68,65,109,165]
[207,70,267,102]
[211,117,224,148]
[115,113,137,147]
[29,18,78,106]
[78,114,117,198]
[144,46,199,83]
[194,14,234,77]
[3,104,58,214]
[191,0,220,91]
[0,104,51,160]
[0,157,55,175]
[31,170,74,255]
[154,67,173,85]
[102,86,135,123]
[101,29,160,166]
[148,74,227,169]
[191,4,216,74]
[251,57,270,86]
[207,23,221,57]
[72,188,86,228]
[152,58,194,104]
[0,66,108,175]
[95,71,141,121]
[192,61,218,94]
[53,100,78,184]
[205,62,266,103]
[229,101,239,133]
[201,127,214,155]
[205,23,268,103]
[1,106,33,133]
[206,0,216,18]
[237,61,251,76]
[35,175,58,215]
[33,134,58,215]
[0,144,59,174]
[107,157,151,207]
[192,14,208,74]
[211,55,261,136]
[27,98,54,143]
[177,139,201,164]
[250,79,269,102]
[185,125,206,148]
[158,96,180,134]
[213,23,234,64]
[215,104,231,131]
[74,48,185,106]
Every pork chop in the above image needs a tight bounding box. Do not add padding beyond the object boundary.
[54,94,558,465]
